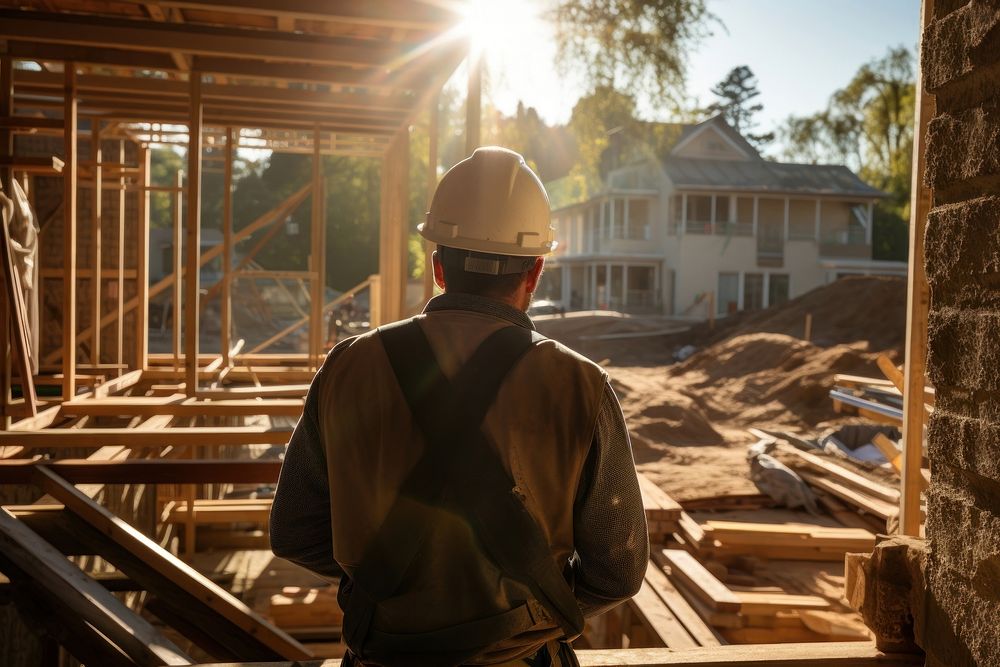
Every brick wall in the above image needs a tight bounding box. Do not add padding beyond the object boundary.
[922,1,1000,665]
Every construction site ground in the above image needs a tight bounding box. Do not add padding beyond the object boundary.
[534,275,908,646]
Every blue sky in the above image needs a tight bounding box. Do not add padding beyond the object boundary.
[476,0,921,140]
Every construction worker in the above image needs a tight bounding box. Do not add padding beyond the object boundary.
[270,147,648,666]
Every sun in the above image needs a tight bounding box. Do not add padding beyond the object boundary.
[460,0,543,62]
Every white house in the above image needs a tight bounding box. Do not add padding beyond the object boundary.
[539,116,907,317]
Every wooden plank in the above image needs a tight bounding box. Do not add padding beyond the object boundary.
[161,498,271,524]
[196,384,309,399]
[703,522,875,553]
[630,566,698,648]
[0,458,282,485]
[0,506,193,665]
[60,396,304,418]
[115,139,126,377]
[90,119,102,367]
[733,592,830,616]
[0,426,291,450]
[656,550,741,614]
[92,368,143,398]
[0,115,64,130]
[638,473,683,521]
[136,144,150,370]
[774,443,900,505]
[33,465,315,659]
[221,127,233,366]
[268,585,343,630]
[644,560,721,647]
[799,472,898,521]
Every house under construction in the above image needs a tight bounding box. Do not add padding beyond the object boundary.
[0,0,996,665]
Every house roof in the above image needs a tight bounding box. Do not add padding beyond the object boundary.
[670,115,762,159]
[662,157,886,198]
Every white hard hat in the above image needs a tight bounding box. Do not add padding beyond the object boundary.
[419,146,556,256]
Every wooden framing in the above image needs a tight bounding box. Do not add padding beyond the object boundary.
[62,64,78,401]
[186,71,203,396]
[899,0,935,537]
[222,126,234,366]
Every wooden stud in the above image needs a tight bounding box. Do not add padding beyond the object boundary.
[186,71,202,396]
[89,119,102,366]
[0,57,11,424]
[116,139,126,375]
[173,169,183,372]
[309,126,323,365]
[378,129,409,324]
[62,63,78,402]
[900,0,935,538]
[221,126,233,366]
[136,145,150,370]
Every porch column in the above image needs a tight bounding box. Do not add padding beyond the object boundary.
[814,199,822,242]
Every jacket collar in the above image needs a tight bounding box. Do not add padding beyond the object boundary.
[423,292,535,330]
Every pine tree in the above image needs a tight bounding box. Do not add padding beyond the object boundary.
[705,65,774,148]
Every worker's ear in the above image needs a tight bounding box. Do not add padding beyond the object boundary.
[431,251,446,290]
[524,257,545,294]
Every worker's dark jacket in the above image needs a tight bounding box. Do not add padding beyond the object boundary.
[270,293,649,664]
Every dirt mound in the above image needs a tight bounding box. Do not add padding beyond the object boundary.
[694,275,907,354]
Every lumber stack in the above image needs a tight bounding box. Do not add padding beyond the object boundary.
[648,548,866,644]
[701,521,876,562]
[268,585,343,631]
[638,473,682,543]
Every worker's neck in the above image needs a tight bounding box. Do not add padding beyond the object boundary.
[445,289,531,313]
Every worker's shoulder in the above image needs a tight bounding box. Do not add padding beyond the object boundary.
[531,335,608,382]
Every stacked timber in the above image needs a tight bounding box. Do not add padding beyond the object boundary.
[638,473,682,543]
[701,521,876,562]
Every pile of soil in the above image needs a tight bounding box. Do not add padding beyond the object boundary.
[539,277,909,500]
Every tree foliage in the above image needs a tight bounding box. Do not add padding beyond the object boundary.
[703,65,774,148]
[780,46,915,261]
[551,0,714,104]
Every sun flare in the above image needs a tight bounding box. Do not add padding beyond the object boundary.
[460,0,545,62]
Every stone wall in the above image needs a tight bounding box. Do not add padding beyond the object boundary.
[922,1,1000,665]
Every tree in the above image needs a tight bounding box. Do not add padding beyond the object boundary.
[780,46,915,261]
[704,65,774,147]
[550,0,715,105]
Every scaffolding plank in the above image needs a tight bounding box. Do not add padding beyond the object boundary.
[60,396,304,418]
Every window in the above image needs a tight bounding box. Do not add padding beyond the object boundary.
[718,273,739,315]
[788,200,816,240]
[688,195,712,223]
[626,199,650,240]
[768,274,790,307]
[744,273,764,311]
[715,196,730,224]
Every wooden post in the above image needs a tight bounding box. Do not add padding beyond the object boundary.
[378,129,409,324]
[309,127,323,366]
[90,119,102,366]
[116,139,125,376]
[804,313,813,342]
[173,170,183,374]
[136,145,150,371]
[221,127,233,366]
[465,57,481,155]
[899,0,935,537]
[185,72,202,397]
[423,93,439,303]
[63,64,78,402]
[1,57,13,420]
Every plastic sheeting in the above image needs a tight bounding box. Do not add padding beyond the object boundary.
[0,178,40,372]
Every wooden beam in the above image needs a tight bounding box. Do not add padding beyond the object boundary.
[186,72,202,396]
[178,643,920,666]
[0,505,193,665]
[656,550,741,614]
[33,465,315,660]
[221,127,233,366]
[0,458,282,485]
[136,145,150,370]
[62,64,78,401]
[0,426,292,450]
[111,0,459,29]
[900,0,935,537]
[378,129,409,323]
[115,139,126,375]
[0,10,413,68]
[89,120,102,366]
[59,396,304,418]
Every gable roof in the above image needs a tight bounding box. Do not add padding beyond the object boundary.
[662,157,886,198]
[669,115,762,160]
